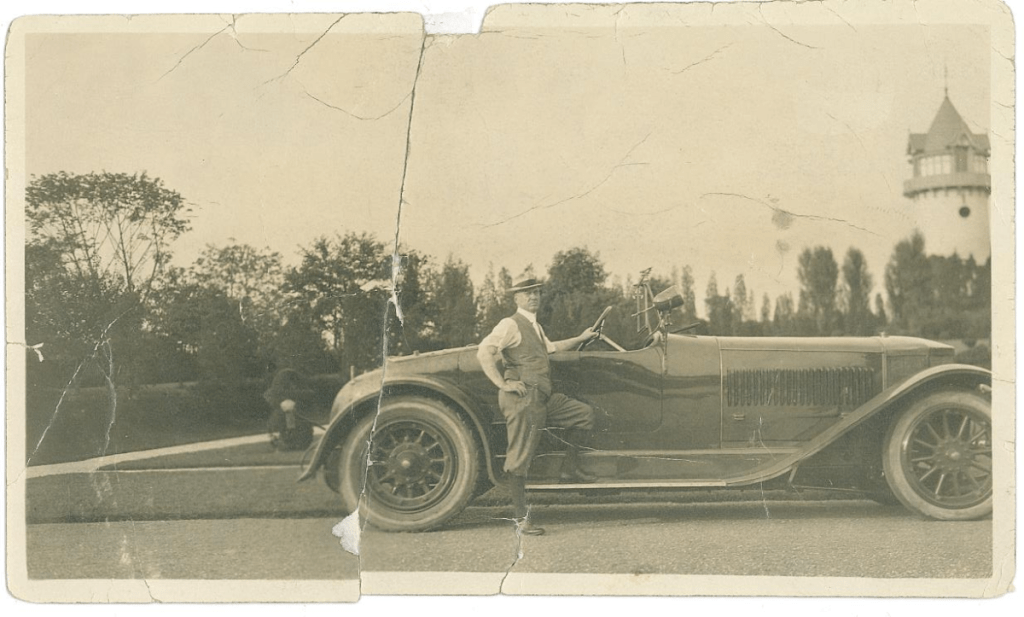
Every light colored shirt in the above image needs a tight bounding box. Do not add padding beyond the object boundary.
[480,308,557,354]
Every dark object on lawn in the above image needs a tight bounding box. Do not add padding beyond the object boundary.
[264,369,315,451]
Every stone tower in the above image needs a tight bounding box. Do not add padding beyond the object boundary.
[903,93,990,259]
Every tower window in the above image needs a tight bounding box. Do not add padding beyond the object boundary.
[920,154,953,176]
[955,148,968,172]
[971,153,988,174]
[959,206,971,218]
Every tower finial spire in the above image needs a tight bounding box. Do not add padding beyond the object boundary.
[944,63,949,97]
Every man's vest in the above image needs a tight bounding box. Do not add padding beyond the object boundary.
[502,312,552,396]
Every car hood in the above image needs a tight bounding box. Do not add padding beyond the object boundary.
[713,335,952,355]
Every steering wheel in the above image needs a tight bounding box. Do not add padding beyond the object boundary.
[591,305,613,336]
[578,305,615,352]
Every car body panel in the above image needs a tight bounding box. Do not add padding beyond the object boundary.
[560,346,666,437]
[302,329,985,493]
[528,362,989,489]
[715,362,990,486]
[298,362,495,483]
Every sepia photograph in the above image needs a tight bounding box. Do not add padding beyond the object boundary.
[4,0,1016,603]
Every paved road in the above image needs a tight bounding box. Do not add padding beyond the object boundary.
[27,518,358,580]
[27,499,991,580]
[362,500,992,578]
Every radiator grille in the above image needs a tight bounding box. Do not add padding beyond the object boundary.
[724,367,876,408]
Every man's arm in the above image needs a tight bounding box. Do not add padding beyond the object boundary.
[550,327,598,352]
[476,344,527,396]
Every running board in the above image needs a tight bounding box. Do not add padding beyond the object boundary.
[526,479,730,490]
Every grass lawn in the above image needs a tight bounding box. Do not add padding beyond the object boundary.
[25,382,270,467]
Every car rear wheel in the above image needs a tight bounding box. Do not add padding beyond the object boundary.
[338,396,479,532]
[883,390,992,520]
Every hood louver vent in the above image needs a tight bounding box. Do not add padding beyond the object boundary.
[725,367,877,408]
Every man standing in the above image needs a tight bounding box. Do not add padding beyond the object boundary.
[477,276,599,536]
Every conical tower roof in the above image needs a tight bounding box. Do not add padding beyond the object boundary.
[908,95,989,155]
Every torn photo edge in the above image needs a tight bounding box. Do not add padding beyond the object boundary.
[4,0,1016,602]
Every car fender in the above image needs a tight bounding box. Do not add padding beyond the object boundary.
[723,363,991,486]
[298,374,496,483]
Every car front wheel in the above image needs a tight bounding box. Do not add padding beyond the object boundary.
[883,390,992,520]
[338,396,480,532]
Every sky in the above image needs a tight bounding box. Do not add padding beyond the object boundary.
[21,4,992,317]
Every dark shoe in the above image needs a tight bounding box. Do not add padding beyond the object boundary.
[516,518,546,536]
[559,468,598,483]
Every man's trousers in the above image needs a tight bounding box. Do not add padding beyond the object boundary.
[499,387,594,476]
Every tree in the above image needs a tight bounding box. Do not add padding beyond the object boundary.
[797,246,839,334]
[175,285,266,422]
[187,242,286,348]
[705,271,719,303]
[430,255,477,348]
[146,267,204,370]
[191,242,284,305]
[193,291,263,384]
[732,274,749,326]
[148,242,342,379]
[884,231,931,332]
[26,171,191,299]
[265,304,337,376]
[760,293,772,325]
[284,232,391,376]
[389,250,434,354]
[477,265,517,338]
[841,247,875,335]
[773,293,796,335]
[732,275,747,325]
[967,257,992,339]
[971,256,991,310]
[874,293,888,329]
[679,265,698,323]
[912,252,990,339]
[704,272,735,335]
[25,171,191,387]
[929,254,967,306]
[545,247,607,296]
[25,241,129,386]
[542,247,612,340]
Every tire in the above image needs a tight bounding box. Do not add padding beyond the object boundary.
[337,396,480,532]
[882,390,992,521]
[861,468,902,506]
[867,485,904,507]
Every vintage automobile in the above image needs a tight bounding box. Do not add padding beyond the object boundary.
[299,271,992,531]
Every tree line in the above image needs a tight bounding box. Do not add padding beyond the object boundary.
[25,172,992,397]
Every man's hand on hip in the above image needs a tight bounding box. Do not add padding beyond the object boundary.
[502,380,528,396]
